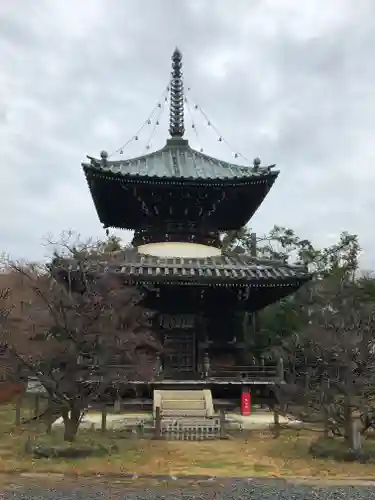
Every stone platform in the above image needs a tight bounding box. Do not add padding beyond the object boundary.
[52,410,302,431]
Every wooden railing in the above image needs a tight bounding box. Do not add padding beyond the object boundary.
[154,369,202,381]
[94,363,281,382]
[208,365,279,381]
[152,365,280,382]
[27,361,283,387]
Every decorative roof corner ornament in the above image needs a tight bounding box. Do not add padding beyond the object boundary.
[84,155,99,167]
[169,47,185,138]
[253,157,261,172]
[100,150,109,166]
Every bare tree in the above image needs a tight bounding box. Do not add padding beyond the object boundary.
[1,240,160,441]
[0,283,15,382]
[276,273,375,447]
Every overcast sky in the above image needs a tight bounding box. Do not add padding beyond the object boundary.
[1,0,374,267]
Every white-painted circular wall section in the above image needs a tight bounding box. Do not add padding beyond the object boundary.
[137,242,222,259]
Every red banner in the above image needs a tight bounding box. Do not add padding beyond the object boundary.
[241,390,251,416]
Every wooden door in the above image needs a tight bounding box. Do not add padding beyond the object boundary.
[163,331,196,373]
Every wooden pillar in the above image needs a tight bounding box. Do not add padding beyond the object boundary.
[155,354,162,377]
[352,418,362,452]
[154,406,161,439]
[273,408,280,425]
[203,351,211,379]
[15,393,22,426]
[219,410,226,439]
[250,232,258,358]
[273,408,281,438]
[277,357,284,381]
[101,405,107,433]
[249,232,256,256]
[197,342,203,377]
[114,390,121,413]
[197,312,208,378]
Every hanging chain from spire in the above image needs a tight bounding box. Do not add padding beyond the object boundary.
[184,94,203,153]
[169,48,185,137]
[144,91,168,153]
[108,85,170,158]
[185,87,250,163]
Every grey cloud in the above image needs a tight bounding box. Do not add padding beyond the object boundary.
[0,0,374,266]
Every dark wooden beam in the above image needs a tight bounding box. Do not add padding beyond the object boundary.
[250,232,258,357]
[250,232,257,257]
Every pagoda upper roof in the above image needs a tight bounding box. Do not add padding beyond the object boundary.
[82,49,280,231]
[83,138,278,184]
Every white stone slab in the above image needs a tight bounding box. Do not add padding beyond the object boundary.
[52,410,302,431]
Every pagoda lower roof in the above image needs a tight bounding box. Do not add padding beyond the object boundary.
[66,249,312,288]
[83,138,278,184]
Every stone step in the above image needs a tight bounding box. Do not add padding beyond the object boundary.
[161,423,219,431]
[159,390,205,400]
[161,400,206,411]
[154,389,214,419]
[161,417,219,425]
[161,409,207,418]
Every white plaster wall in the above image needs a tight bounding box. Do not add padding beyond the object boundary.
[138,242,222,258]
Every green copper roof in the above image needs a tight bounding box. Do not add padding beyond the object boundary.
[83,138,278,182]
[83,50,278,183]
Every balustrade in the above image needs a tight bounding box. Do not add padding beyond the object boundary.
[84,361,281,382]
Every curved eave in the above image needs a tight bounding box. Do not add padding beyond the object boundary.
[82,162,279,187]
[82,163,279,230]
[54,265,311,313]
[55,266,311,289]
[52,248,312,311]
[53,250,312,288]
[112,273,312,289]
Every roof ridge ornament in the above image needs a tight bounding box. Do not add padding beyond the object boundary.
[169,47,185,138]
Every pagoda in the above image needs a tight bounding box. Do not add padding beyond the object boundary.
[80,49,311,407]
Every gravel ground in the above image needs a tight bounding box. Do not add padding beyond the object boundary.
[1,478,375,499]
